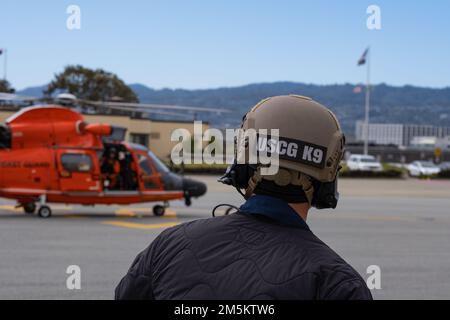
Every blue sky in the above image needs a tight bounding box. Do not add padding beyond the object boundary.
[1,0,449,90]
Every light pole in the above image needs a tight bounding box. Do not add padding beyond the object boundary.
[2,48,7,80]
[364,48,370,155]
[358,47,371,155]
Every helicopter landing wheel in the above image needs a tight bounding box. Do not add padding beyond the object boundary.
[153,205,165,217]
[23,203,36,214]
[38,206,52,218]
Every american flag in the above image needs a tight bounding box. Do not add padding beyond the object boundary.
[357,48,369,66]
[353,86,362,94]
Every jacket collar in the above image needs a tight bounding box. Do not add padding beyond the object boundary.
[238,194,310,230]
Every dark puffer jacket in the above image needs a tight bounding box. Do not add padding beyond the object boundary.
[115,198,372,300]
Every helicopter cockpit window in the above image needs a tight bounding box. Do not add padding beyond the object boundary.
[137,154,153,175]
[147,151,169,174]
[61,154,93,172]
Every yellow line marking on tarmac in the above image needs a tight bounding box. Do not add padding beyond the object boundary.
[101,220,179,230]
[163,208,177,218]
[115,209,137,217]
[121,208,150,212]
[114,207,177,218]
[0,205,21,213]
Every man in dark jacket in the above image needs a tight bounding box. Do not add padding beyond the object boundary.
[115,95,373,300]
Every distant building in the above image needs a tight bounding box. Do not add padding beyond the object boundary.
[437,136,450,150]
[355,121,403,146]
[356,121,450,147]
[410,136,437,149]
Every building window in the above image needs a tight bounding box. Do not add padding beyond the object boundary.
[130,133,149,147]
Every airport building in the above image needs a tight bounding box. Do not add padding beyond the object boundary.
[355,121,450,147]
[0,110,209,161]
[355,121,403,146]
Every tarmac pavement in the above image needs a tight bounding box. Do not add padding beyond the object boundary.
[1,176,449,299]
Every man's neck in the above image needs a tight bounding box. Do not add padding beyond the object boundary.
[288,202,310,221]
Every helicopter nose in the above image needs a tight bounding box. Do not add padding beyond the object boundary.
[183,178,207,198]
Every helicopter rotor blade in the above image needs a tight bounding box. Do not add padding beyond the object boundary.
[81,100,231,114]
[1,93,232,118]
[0,92,41,102]
[94,104,194,118]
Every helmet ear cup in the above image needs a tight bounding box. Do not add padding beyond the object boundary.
[219,134,257,190]
[311,178,339,209]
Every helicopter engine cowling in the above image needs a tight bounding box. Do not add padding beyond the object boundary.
[82,123,112,136]
[5,106,109,149]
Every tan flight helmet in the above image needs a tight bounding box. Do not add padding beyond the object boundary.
[239,95,345,204]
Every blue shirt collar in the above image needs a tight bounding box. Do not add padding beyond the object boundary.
[239,195,310,230]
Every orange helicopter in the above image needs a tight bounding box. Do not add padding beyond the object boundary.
[0,104,208,218]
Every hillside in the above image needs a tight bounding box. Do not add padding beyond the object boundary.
[17,82,450,135]
[128,82,450,134]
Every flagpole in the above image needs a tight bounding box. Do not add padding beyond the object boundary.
[363,47,370,155]
[3,48,7,80]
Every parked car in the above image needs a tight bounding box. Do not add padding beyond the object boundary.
[346,154,382,172]
[407,161,441,176]
[439,162,450,171]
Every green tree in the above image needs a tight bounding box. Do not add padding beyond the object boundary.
[0,79,15,93]
[45,65,138,102]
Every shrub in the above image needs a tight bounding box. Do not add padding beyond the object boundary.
[339,163,406,179]
[437,169,450,179]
